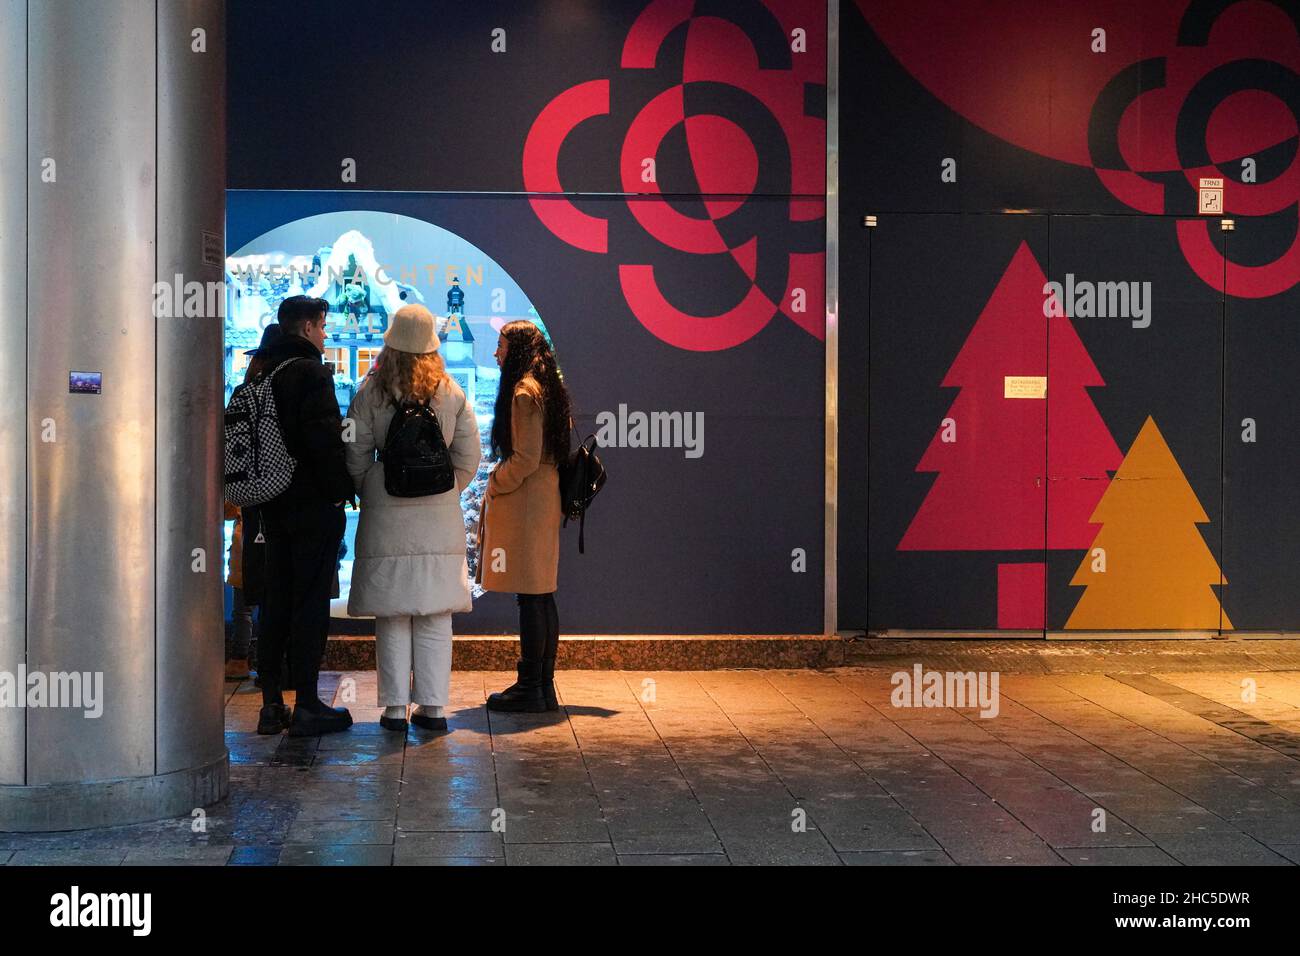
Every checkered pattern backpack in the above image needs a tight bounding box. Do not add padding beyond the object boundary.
[223,358,306,507]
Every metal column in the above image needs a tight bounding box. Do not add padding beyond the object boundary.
[0,0,227,830]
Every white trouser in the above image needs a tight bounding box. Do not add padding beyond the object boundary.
[375,612,453,707]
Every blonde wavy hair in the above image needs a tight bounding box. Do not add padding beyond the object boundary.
[368,345,447,405]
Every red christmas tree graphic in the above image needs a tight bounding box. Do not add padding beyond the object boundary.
[899,242,1122,626]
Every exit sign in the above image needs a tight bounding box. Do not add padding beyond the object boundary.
[1198,177,1224,215]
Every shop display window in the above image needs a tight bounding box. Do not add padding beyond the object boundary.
[223,210,549,613]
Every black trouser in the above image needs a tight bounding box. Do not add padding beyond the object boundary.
[517,593,558,663]
[260,500,345,704]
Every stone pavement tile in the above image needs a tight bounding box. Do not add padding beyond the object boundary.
[397,793,499,824]
[0,852,10,864]
[313,748,405,768]
[1045,681,1300,801]
[392,807,497,832]
[226,732,283,765]
[122,845,234,866]
[1005,797,1151,849]
[1148,831,1294,866]
[1007,687,1294,820]
[618,853,730,865]
[1159,672,1300,721]
[694,791,805,825]
[285,819,395,845]
[485,713,574,742]
[1061,847,1181,866]
[6,848,129,865]
[495,780,605,814]
[840,849,955,865]
[413,728,492,752]
[224,701,264,734]
[395,856,504,866]
[400,752,497,776]
[804,794,941,853]
[602,806,723,855]
[393,829,503,861]
[1113,806,1240,835]
[968,698,1225,832]
[290,795,398,823]
[941,838,1068,866]
[498,808,611,844]
[229,846,281,865]
[494,760,599,789]
[717,831,841,865]
[290,768,403,794]
[608,831,723,856]
[1270,845,1300,864]
[328,719,399,737]
[277,844,393,866]
[585,760,702,790]
[315,730,407,754]
[1223,812,1300,844]
[32,665,1278,869]
[878,792,1041,843]
[0,820,180,852]
[1119,673,1300,762]
[675,766,791,802]
[397,775,498,810]
[504,843,617,866]
[769,765,892,801]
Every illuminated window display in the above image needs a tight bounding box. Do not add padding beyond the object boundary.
[223,210,551,613]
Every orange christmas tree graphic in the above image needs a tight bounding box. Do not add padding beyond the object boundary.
[1066,416,1231,631]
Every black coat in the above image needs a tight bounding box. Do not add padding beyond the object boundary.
[261,334,354,507]
[241,503,268,606]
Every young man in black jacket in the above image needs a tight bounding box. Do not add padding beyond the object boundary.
[256,296,356,736]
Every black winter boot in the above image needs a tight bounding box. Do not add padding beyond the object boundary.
[489,595,551,713]
[288,696,353,736]
[257,679,291,734]
[256,704,292,735]
[486,660,549,713]
[541,599,560,711]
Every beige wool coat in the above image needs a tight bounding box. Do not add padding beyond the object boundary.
[345,374,482,617]
[478,376,562,595]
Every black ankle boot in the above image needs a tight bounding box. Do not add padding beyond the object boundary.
[540,659,558,711]
[540,630,559,711]
[256,703,292,735]
[486,660,548,713]
[257,679,290,734]
[288,697,353,736]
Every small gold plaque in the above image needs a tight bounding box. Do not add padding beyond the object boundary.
[1004,375,1047,399]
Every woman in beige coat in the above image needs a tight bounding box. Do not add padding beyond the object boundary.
[346,305,481,732]
[480,320,571,712]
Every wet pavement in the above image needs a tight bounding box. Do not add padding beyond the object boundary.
[4,657,1300,865]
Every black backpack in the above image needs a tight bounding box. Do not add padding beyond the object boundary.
[558,434,607,553]
[379,399,455,498]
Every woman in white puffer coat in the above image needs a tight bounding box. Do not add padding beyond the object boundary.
[345,304,481,732]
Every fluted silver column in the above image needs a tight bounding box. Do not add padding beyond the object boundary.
[0,0,26,788]
[0,0,227,831]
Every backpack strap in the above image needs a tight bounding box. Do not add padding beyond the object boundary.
[266,356,311,381]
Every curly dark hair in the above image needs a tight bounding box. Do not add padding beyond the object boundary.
[491,320,572,465]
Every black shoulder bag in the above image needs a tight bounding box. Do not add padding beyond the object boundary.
[558,431,607,553]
